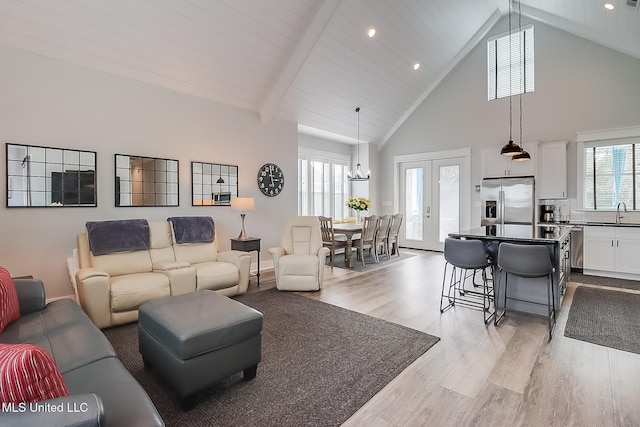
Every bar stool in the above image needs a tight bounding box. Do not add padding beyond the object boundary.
[495,242,556,341]
[440,238,495,324]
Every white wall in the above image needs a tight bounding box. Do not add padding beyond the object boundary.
[0,46,298,299]
[380,18,640,224]
[298,133,352,156]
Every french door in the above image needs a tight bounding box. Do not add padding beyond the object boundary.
[398,151,470,251]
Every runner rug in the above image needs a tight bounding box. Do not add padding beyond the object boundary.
[564,286,640,354]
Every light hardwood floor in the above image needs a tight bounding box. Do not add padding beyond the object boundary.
[253,249,640,427]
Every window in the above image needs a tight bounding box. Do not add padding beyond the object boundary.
[298,149,349,219]
[487,24,534,100]
[583,142,639,210]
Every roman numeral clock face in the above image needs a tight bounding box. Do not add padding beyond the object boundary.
[257,163,284,197]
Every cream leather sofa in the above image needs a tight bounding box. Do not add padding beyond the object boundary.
[75,219,251,328]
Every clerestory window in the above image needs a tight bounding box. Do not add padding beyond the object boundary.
[487,24,535,100]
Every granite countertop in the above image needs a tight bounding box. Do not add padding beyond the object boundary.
[540,221,640,228]
[450,224,571,243]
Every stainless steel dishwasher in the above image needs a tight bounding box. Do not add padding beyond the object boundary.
[570,226,583,272]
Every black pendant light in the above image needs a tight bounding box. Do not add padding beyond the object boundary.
[511,0,531,162]
[347,107,370,181]
[500,0,522,157]
[512,148,531,162]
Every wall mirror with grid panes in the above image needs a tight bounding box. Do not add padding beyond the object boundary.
[191,162,238,206]
[115,154,179,207]
[6,143,97,207]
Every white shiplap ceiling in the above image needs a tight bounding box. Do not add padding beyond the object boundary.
[1,0,639,146]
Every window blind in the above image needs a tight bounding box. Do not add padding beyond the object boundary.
[488,24,534,100]
[583,142,639,210]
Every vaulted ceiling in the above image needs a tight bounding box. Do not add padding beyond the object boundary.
[2,0,639,146]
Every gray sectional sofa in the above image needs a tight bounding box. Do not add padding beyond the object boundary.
[0,278,164,427]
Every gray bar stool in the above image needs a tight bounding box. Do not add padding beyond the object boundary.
[495,242,556,341]
[440,238,495,324]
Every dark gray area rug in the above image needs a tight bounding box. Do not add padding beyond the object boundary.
[104,289,439,427]
[570,272,640,291]
[328,251,414,272]
[564,286,640,354]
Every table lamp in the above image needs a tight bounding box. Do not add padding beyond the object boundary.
[231,197,255,239]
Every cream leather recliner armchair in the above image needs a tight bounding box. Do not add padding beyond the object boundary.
[269,216,330,291]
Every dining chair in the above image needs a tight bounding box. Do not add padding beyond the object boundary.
[374,215,393,260]
[387,213,403,257]
[318,216,347,268]
[353,215,379,266]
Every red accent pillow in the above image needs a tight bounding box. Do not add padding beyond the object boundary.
[0,343,70,404]
[0,267,20,333]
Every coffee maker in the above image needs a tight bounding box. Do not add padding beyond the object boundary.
[540,204,555,223]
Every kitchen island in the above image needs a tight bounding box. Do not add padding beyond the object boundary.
[449,224,571,316]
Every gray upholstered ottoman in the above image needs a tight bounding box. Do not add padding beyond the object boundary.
[138,290,263,409]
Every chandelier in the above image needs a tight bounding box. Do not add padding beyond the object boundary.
[347,107,370,181]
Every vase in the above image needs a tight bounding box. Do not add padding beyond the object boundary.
[356,211,363,224]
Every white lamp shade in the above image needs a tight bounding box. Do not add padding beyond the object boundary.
[231,197,255,213]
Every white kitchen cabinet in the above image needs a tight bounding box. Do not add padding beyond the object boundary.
[583,227,615,271]
[481,142,538,178]
[537,140,568,199]
[584,226,640,275]
[615,232,640,274]
[481,143,537,178]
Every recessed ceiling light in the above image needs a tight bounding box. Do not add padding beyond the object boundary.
[604,3,615,10]
[413,63,421,71]
[368,28,376,38]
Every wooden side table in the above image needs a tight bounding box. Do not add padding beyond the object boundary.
[230,237,261,286]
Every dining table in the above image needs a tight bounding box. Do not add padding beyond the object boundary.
[332,222,362,268]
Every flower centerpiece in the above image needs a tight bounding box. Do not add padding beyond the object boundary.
[345,196,371,223]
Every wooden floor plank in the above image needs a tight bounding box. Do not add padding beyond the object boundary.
[456,383,522,427]
[404,385,473,427]
[487,316,546,394]
[609,349,640,426]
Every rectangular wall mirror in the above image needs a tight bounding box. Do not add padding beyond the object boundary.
[115,154,179,207]
[192,162,238,206]
[6,143,97,207]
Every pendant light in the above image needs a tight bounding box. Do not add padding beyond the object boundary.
[347,107,370,181]
[500,0,522,157]
[512,0,531,162]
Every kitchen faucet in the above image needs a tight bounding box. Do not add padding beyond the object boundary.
[616,202,627,224]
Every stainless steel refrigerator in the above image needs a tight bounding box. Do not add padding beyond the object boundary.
[481,176,535,226]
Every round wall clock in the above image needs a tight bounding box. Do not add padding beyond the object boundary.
[257,163,285,197]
